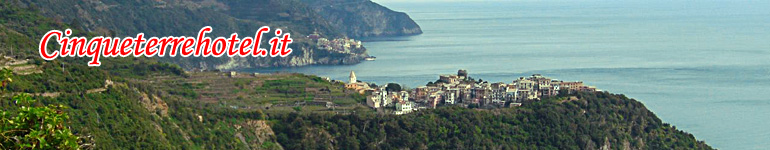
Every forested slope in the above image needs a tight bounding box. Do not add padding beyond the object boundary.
[271,92,713,150]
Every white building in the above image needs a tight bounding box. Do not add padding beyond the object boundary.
[444,92,456,105]
[399,91,409,101]
[395,102,413,115]
[366,94,382,108]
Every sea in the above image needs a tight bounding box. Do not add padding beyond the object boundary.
[245,1,770,149]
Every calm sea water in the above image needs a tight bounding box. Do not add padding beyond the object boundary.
[247,1,770,149]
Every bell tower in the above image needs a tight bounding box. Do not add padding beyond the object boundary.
[349,71,357,84]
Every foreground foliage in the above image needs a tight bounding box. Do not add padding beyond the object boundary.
[1,94,79,149]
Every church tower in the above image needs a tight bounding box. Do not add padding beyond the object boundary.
[349,71,357,84]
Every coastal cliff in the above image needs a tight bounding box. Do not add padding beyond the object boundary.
[213,42,368,70]
[300,0,423,38]
[12,0,405,70]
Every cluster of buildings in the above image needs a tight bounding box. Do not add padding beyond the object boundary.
[346,70,599,115]
[308,32,364,54]
[345,71,371,94]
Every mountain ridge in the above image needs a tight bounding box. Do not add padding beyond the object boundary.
[300,0,423,38]
[10,0,422,70]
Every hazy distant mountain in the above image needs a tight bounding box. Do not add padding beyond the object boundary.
[300,0,423,38]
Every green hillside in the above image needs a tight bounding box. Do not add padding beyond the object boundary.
[1,2,363,149]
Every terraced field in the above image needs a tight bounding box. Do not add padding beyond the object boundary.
[1,56,42,75]
[136,71,371,115]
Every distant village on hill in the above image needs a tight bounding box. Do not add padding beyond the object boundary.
[345,70,599,115]
[308,32,366,55]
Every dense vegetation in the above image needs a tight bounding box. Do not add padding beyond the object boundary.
[1,2,273,149]
[1,93,80,149]
[271,92,713,150]
[0,4,361,148]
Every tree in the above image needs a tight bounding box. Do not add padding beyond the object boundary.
[1,68,11,93]
[385,83,401,92]
[0,93,80,149]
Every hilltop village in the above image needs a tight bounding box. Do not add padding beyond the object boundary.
[346,70,599,115]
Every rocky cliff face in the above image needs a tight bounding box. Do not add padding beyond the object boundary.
[241,120,284,150]
[15,0,408,70]
[214,43,368,70]
[300,0,423,38]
